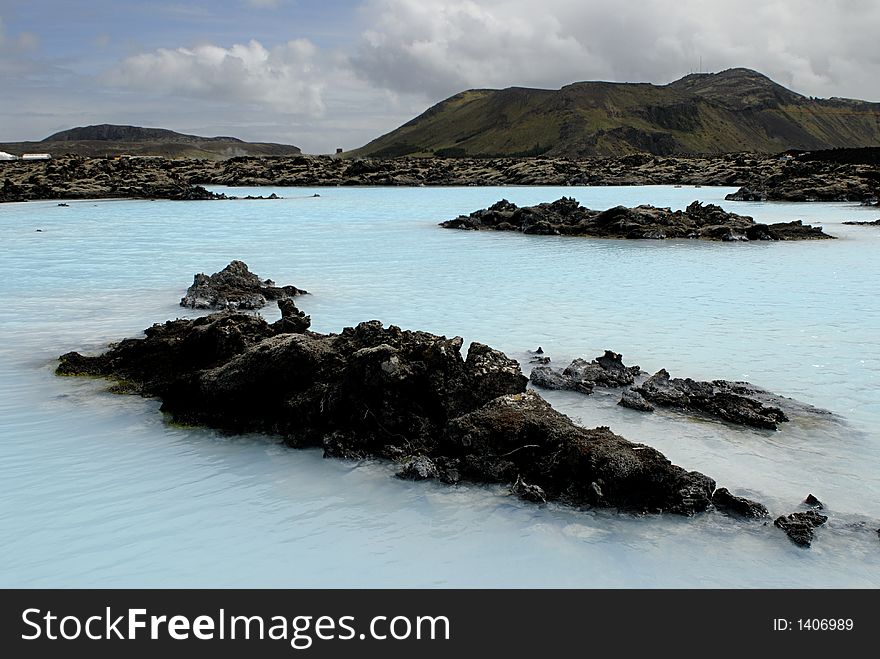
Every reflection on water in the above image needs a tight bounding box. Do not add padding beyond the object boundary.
[1,186,878,587]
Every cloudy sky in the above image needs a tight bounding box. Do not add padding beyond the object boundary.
[2,0,878,153]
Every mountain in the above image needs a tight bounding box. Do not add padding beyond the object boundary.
[0,124,301,159]
[351,68,880,158]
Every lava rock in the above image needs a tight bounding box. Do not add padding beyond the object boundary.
[396,455,439,480]
[180,260,307,310]
[57,310,718,517]
[842,219,880,226]
[803,493,824,510]
[712,487,769,519]
[271,298,311,334]
[774,511,828,547]
[443,391,715,515]
[618,389,655,412]
[511,476,547,503]
[440,198,834,241]
[633,369,792,429]
[529,351,641,393]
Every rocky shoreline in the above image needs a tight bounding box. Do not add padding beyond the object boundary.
[440,198,833,241]
[2,150,876,203]
[53,261,876,548]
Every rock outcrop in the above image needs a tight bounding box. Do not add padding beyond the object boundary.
[629,370,835,430]
[527,350,832,431]
[440,198,834,241]
[712,488,769,519]
[842,219,880,226]
[180,260,307,310]
[774,511,828,547]
[632,369,790,430]
[57,309,724,516]
[530,351,641,394]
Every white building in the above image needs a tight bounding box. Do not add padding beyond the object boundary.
[22,153,51,160]
[0,151,17,160]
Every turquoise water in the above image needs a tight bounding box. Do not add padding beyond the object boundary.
[1,185,878,587]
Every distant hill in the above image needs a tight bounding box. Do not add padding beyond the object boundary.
[0,124,301,160]
[351,68,880,158]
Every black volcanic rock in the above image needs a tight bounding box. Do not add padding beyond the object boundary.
[630,370,835,429]
[0,150,875,203]
[271,298,311,334]
[774,510,828,547]
[396,455,439,481]
[725,152,879,203]
[442,391,715,514]
[530,351,641,394]
[440,198,834,241]
[618,389,655,412]
[712,488,769,519]
[530,351,833,431]
[180,260,307,310]
[633,369,790,430]
[56,305,723,516]
[842,219,880,226]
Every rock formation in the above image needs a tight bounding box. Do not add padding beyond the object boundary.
[57,309,723,516]
[180,260,307,310]
[440,198,833,241]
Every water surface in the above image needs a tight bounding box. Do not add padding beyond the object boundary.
[1,185,878,587]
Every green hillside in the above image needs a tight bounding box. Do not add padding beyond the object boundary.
[352,68,880,158]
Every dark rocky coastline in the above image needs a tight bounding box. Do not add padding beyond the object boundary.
[724,156,879,203]
[440,198,834,241]
[2,150,876,203]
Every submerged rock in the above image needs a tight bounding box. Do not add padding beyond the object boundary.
[632,369,790,430]
[712,488,769,519]
[57,309,722,516]
[774,511,828,547]
[842,219,880,226]
[618,389,655,412]
[440,198,835,241]
[180,260,307,310]
[511,476,547,503]
[529,349,832,431]
[530,351,641,394]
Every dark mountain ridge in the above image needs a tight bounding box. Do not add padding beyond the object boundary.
[1,124,301,160]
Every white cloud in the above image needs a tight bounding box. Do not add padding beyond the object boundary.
[351,0,880,101]
[107,39,327,116]
[246,0,281,7]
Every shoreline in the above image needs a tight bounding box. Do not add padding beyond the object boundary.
[3,152,877,204]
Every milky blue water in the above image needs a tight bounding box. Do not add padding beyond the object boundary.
[1,185,879,587]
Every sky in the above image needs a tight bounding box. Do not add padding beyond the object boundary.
[2,0,879,153]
